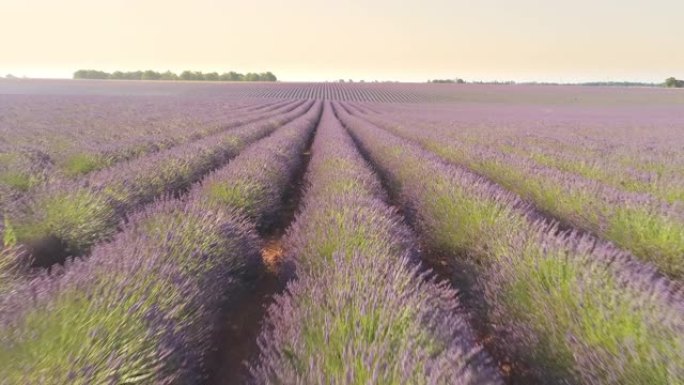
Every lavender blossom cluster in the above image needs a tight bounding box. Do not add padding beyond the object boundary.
[0,99,323,384]
[354,104,684,279]
[335,102,683,385]
[194,100,322,230]
[252,104,502,384]
[2,100,314,275]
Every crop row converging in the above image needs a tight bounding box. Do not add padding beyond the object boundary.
[0,93,682,385]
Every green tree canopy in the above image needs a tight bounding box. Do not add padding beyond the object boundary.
[665,77,684,88]
[73,69,277,82]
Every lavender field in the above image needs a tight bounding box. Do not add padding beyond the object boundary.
[0,79,682,385]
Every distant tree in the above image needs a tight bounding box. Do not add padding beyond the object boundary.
[141,70,162,80]
[203,72,220,81]
[665,77,684,88]
[429,78,465,84]
[261,71,277,82]
[5,74,17,79]
[73,69,277,82]
[243,72,258,81]
[339,79,345,83]
[110,71,125,80]
[219,72,245,81]
[180,70,196,81]
[160,71,178,81]
[125,71,144,80]
[74,69,110,79]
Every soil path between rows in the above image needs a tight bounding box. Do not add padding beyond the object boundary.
[204,143,314,384]
[205,239,285,385]
[336,103,537,385]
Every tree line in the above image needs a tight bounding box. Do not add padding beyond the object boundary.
[428,78,465,84]
[665,77,684,88]
[73,70,277,82]
[427,77,684,88]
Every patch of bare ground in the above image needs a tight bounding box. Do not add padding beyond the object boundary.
[205,239,285,385]
[204,135,314,385]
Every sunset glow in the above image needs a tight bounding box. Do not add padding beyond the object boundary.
[2,0,682,82]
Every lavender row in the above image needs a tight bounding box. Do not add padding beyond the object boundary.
[67,99,299,177]
[0,95,283,171]
[359,100,684,201]
[191,99,322,230]
[493,137,684,203]
[0,99,299,230]
[349,105,684,279]
[335,102,684,385]
[213,82,448,102]
[349,100,684,201]
[252,104,501,384]
[3,100,315,273]
[0,101,322,384]
[0,99,298,203]
[0,96,268,187]
[0,99,300,231]
[0,221,25,293]
[68,99,299,176]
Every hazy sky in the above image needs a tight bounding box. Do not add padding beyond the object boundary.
[1,0,682,82]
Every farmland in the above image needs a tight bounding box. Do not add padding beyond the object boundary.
[0,79,682,385]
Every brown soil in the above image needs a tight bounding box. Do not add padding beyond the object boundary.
[205,240,286,385]
[205,129,314,385]
[420,246,538,385]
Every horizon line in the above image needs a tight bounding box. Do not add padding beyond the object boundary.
[0,75,674,86]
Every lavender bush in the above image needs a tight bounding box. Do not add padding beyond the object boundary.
[3,100,315,270]
[335,102,684,385]
[0,99,301,218]
[0,200,261,384]
[196,100,322,230]
[252,104,501,384]
[353,106,684,279]
[0,95,296,183]
[0,100,322,383]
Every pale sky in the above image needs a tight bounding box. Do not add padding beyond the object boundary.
[1,0,682,82]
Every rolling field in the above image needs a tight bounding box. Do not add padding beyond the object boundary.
[0,79,682,385]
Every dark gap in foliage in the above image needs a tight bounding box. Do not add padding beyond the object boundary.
[205,110,320,385]
[333,101,539,385]
[24,235,69,269]
[204,261,283,385]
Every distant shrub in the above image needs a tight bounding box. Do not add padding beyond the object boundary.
[429,78,465,84]
[74,69,277,82]
[141,70,161,80]
[203,72,220,81]
[73,69,110,79]
[665,77,684,88]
